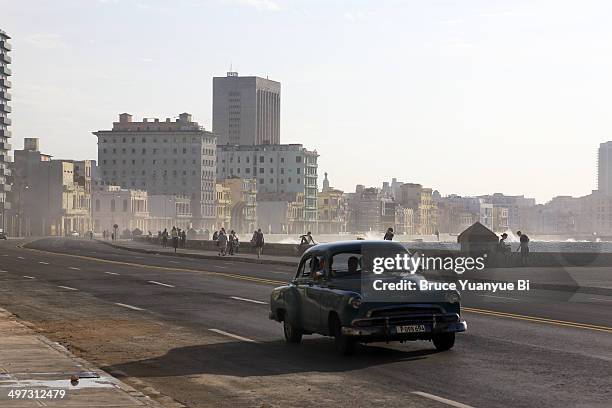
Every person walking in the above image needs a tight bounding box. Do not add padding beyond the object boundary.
[516,231,530,266]
[218,229,228,256]
[254,228,265,258]
[161,228,168,248]
[383,227,394,241]
[228,230,239,255]
[180,229,187,248]
[171,226,179,253]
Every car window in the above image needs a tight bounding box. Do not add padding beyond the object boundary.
[296,255,326,280]
[331,252,362,278]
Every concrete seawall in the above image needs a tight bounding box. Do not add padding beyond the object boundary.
[134,236,612,268]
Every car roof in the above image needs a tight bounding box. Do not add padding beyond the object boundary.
[302,240,407,258]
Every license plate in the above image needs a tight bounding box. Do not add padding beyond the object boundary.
[395,324,427,334]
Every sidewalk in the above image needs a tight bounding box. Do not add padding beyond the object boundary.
[0,308,162,407]
[99,239,300,266]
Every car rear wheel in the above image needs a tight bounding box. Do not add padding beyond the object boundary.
[283,319,303,344]
[331,317,355,355]
[433,332,455,351]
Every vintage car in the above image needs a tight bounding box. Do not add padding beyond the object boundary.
[269,240,467,355]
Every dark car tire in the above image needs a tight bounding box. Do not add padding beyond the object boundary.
[433,332,455,351]
[331,317,355,356]
[283,319,303,344]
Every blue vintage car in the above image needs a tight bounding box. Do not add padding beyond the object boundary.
[269,240,467,355]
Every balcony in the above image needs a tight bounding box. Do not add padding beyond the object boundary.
[1,183,11,192]
[0,142,11,151]
[0,79,11,89]
[0,65,10,76]
[0,129,10,138]
[0,104,10,113]
[0,52,10,64]
[0,40,10,51]
[0,116,11,125]
[0,91,10,101]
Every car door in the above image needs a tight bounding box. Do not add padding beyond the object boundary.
[295,254,324,332]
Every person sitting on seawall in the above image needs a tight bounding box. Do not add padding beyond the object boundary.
[383,227,394,241]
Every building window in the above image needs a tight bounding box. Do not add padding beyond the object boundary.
[259,156,264,163]
[111,199,116,212]
[259,178,264,184]
[123,199,128,212]
[296,156,302,163]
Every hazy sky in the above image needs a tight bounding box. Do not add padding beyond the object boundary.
[2,0,612,203]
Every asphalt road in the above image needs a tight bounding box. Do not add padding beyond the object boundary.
[0,237,610,408]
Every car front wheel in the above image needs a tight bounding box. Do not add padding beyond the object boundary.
[432,332,455,351]
[283,319,303,344]
[331,317,355,355]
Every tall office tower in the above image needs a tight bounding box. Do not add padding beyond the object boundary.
[598,142,612,195]
[0,29,12,232]
[94,113,217,229]
[213,71,281,146]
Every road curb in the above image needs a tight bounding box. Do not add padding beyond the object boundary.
[0,307,166,407]
[96,240,300,267]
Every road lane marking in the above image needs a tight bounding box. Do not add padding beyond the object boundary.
[412,391,474,408]
[20,243,284,285]
[58,285,78,291]
[230,296,268,305]
[168,261,180,264]
[68,267,81,270]
[588,297,612,302]
[208,328,256,343]
[104,271,120,276]
[475,294,519,301]
[17,256,24,259]
[0,269,7,273]
[147,280,175,288]
[23,276,35,279]
[215,266,228,269]
[114,303,145,311]
[463,307,612,334]
[38,261,50,265]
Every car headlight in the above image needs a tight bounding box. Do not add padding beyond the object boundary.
[349,296,362,309]
[445,292,460,304]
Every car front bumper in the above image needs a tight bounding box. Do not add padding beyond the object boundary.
[341,313,467,340]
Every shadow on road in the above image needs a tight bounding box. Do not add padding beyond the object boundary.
[102,338,441,378]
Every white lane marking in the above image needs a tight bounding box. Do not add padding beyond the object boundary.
[168,261,180,264]
[475,294,519,301]
[208,328,256,343]
[17,256,25,259]
[0,269,7,273]
[147,280,175,288]
[588,297,612,302]
[58,285,78,291]
[230,296,268,305]
[114,303,145,311]
[23,276,35,279]
[38,261,50,265]
[411,391,475,408]
[104,271,120,276]
[2,254,9,257]
[215,266,228,269]
[69,267,81,270]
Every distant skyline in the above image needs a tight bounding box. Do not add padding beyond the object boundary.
[3,0,612,203]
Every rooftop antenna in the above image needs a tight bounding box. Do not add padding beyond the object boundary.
[227,61,238,77]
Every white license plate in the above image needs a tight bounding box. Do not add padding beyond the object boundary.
[395,324,427,334]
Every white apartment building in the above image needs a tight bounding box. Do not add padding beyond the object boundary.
[94,113,216,228]
[217,144,318,223]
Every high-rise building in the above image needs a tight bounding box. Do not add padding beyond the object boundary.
[213,72,281,146]
[0,29,12,232]
[93,113,217,229]
[598,141,612,195]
